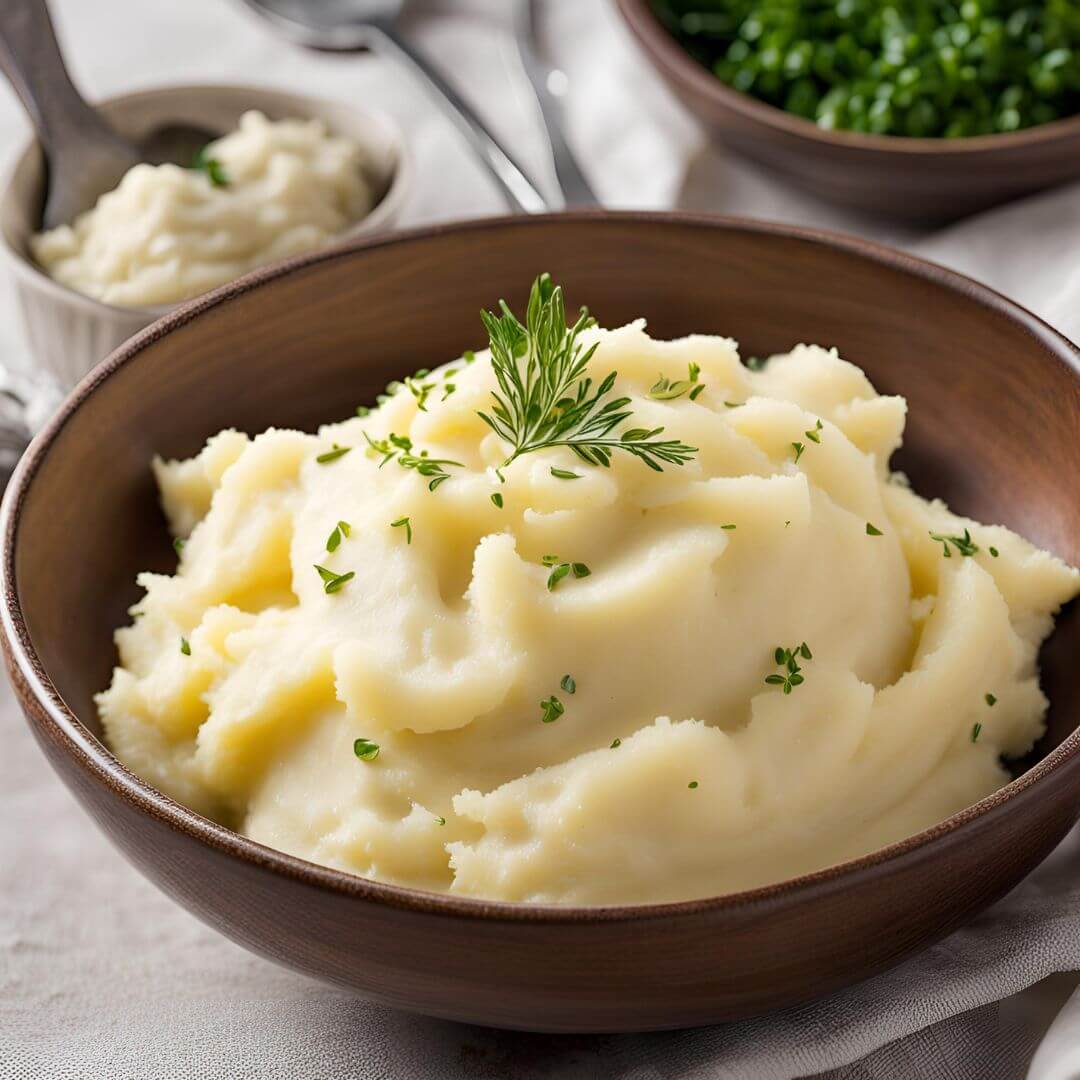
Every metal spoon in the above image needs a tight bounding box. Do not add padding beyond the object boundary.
[0,0,218,229]
[235,0,550,214]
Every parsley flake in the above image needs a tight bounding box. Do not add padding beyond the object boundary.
[866,522,883,536]
[314,564,355,594]
[192,146,229,186]
[550,467,581,480]
[180,637,191,656]
[765,642,811,694]
[316,444,351,465]
[560,674,576,694]
[326,520,351,552]
[491,492,504,509]
[353,738,380,761]
[791,441,806,464]
[971,722,982,744]
[985,693,997,707]
[540,695,564,723]
[391,516,412,544]
[610,738,621,748]
[688,780,699,789]
[930,528,979,558]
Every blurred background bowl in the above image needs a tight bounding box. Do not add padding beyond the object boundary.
[615,0,1080,224]
[2,213,1078,1032]
[0,82,410,400]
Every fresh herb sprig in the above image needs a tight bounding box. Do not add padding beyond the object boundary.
[541,554,591,591]
[477,274,697,473]
[649,362,705,402]
[314,564,355,594]
[363,432,462,492]
[192,146,229,187]
[765,642,812,694]
[930,528,979,558]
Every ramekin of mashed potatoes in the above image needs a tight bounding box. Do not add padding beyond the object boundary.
[0,85,408,399]
[97,275,1078,906]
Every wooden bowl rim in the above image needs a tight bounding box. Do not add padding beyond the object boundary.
[3,210,1078,925]
[615,0,1080,155]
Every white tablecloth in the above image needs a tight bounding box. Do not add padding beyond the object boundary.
[2,2,1078,1078]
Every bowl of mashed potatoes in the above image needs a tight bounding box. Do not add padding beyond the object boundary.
[3,214,1078,1032]
[0,83,409,399]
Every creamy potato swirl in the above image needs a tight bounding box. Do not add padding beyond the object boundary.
[98,314,1078,904]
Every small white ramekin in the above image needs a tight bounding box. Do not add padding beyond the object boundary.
[0,83,412,412]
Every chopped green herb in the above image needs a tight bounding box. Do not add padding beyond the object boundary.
[441,384,456,402]
[316,443,351,465]
[985,693,997,707]
[362,432,462,492]
[571,562,591,579]
[547,563,571,591]
[192,146,229,187]
[791,441,806,464]
[989,546,1000,558]
[721,523,737,530]
[765,642,811,694]
[649,362,704,402]
[688,780,699,789]
[745,355,767,371]
[971,723,982,744]
[353,738,380,761]
[560,674,576,694]
[477,274,697,473]
[173,537,185,555]
[866,522,883,536]
[539,695,564,723]
[314,564,355,594]
[462,350,476,364]
[180,637,191,656]
[550,467,582,480]
[355,405,371,418]
[491,492,504,509]
[326,520,351,552]
[542,554,590,591]
[805,419,824,444]
[929,528,979,558]
[405,372,436,412]
[434,814,446,826]
[610,738,621,748]
[724,400,743,408]
[391,516,412,544]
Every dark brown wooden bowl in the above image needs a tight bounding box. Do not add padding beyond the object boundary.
[2,213,1078,1033]
[616,0,1080,224]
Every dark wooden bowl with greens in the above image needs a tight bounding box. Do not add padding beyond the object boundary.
[2,214,1079,1031]
[617,0,1080,222]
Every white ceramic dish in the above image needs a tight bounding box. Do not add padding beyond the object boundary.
[0,83,411,409]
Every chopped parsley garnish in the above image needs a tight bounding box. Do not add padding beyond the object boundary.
[550,467,581,480]
[173,537,185,554]
[434,814,446,826]
[724,400,743,408]
[989,546,1000,558]
[353,738,380,761]
[866,522,883,536]
[180,637,191,656]
[355,405,371,418]
[314,564,355,594]
[541,554,591,591]
[649,362,705,402]
[477,274,697,473]
[721,523,737,530]
[610,738,621,748]
[326,520,351,552]
[391,516,412,544]
[491,492,504,509]
[462,350,476,364]
[985,693,997,707]
[688,780,699,789]
[971,723,982,744]
[765,642,811,694]
[405,372,436,412]
[560,674,576,694]
[192,146,229,187]
[791,441,806,464]
[316,443,351,465]
[362,432,462,492]
[745,355,767,371]
[442,384,456,402]
[804,419,823,444]
[929,528,979,558]
[539,695,564,723]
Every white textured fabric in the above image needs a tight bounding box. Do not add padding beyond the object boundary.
[2,1,1079,1078]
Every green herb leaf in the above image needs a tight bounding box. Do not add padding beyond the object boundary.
[610,738,621,748]
[550,467,581,480]
[539,695,564,723]
[560,674,576,694]
[745,355,767,372]
[355,405,371,418]
[434,814,446,826]
[724,400,743,408]
[173,537,186,555]
[971,722,983,744]
[929,528,979,558]
[353,738,380,761]
[985,693,997,707]
[491,492,504,509]
[791,441,805,464]
[766,642,811,694]
[571,562,591,579]
[989,546,999,558]
[721,523,737,530]
[314,564,355,594]
[326,520,351,552]
[180,637,191,656]
[316,444,351,465]
[547,563,571,591]
[688,780,699,789]
[192,146,229,187]
[804,419,824,444]
[477,274,697,474]
[362,432,461,492]
[391,516,412,544]
[866,522,883,536]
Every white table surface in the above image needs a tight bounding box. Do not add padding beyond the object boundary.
[1,2,1078,1078]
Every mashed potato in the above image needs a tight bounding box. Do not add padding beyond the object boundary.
[97,287,1078,904]
[31,111,373,308]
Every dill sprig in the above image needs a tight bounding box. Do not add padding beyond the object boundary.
[929,528,979,558]
[477,274,698,473]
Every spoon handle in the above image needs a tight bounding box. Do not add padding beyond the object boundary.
[369,22,550,215]
[0,0,138,228]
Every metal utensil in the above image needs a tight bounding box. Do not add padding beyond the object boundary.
[0,0,218,229]
[513,0,598,208]
[235,0,550,214]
